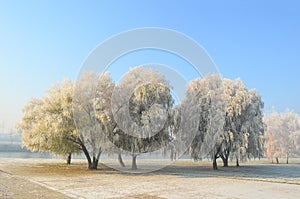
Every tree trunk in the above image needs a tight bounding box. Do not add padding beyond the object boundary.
[132,155,137,170]
[286,156,289,164]
[89,156,99,170]
[276,157,279,164]
[220,149,230,167]
[67,153,72,165]
[89,148,102,170]
[81,142,92,169]
[213,155,218,170]
[236,157,240,167]
[170,147,174,161]
[78,138,102,170]
[221,154,229,167]
[118,153,125,167]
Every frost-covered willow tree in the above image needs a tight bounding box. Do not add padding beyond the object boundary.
[244,90,265,160]
[183,74,226,170]
[111,67,174,169]
[264,111,300,164]
[19,72,121,169]
[73,71,115,169]
[184,75,264,169]
[222,78,264,167]
[17,80,81,164]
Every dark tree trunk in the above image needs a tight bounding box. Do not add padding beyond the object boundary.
[89,148,102,170]
[220,149,230,167]
[170,147,174,161]
[81,142,92,169]
[67,153,72,165]
[89,156,99,170]
[77,138,102,170]
[213,155,218,170]
[225,154,229,167]
[170,145,176,161]
[236,157,240,167]
[221,155,229,167]
[276,157,279,164]
[286,156,289,164]
[118,153,125,167]
[132,155,137,170]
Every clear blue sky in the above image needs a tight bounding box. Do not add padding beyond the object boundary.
[1,0,300,133]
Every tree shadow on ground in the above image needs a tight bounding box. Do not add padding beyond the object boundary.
[1,158,299,183]
[113,163,300,181]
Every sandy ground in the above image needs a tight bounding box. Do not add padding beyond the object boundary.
[0,158,299,199]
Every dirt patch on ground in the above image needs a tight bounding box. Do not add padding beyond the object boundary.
[0,158,299,198]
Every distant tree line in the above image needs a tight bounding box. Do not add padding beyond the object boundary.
[264,111,300,164]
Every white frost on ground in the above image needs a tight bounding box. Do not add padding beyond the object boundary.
[0,158,299,199]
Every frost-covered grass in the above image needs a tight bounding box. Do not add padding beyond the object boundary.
[0,158,299,199]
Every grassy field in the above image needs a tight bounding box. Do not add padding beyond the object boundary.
[0,158,299,199]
